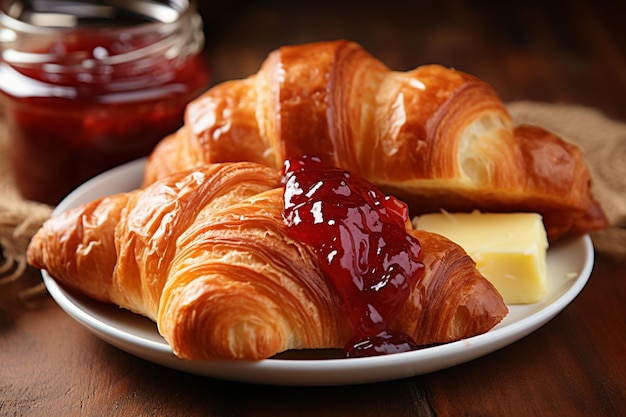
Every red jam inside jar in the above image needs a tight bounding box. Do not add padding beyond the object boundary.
[0,0,211,204]
[282,155,425,357]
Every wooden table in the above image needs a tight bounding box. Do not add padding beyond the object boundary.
[1,249,624,416]
[2,1,625,415]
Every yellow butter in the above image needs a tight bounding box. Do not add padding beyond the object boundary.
[413,211,548,304]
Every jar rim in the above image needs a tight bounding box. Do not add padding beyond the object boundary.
[0,0,194,35]
[0,0,205,71]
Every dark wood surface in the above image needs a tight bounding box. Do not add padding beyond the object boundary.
[2,1,625,416]
[201,0,626,120]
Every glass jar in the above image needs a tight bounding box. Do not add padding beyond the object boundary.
[0,0,211,204]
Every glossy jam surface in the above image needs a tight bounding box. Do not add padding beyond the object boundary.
[0,34,210,204]
[282,155,425,357]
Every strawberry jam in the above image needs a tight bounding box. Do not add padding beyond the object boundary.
[0,1,210,204]
[282,155,425,357]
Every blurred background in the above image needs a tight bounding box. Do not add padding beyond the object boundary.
[197,0,626,121]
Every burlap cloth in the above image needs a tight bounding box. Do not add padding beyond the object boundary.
[0,114,53,297]
[1,101,625,299]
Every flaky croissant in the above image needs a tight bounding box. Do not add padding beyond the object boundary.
[28,162,507,360]
[144,40,607,241]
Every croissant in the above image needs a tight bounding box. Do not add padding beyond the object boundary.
[144,40,607,241]
[27,161,507,360]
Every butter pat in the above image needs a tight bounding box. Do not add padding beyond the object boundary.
[413,211,548,304]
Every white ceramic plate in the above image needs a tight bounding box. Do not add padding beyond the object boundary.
[42,158,595,386]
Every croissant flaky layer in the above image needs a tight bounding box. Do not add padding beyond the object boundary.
[144,39,607,241]
[28,162,507,361]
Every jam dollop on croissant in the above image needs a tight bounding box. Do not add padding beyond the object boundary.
[28,161,507,360]
[144,40,607,241]
[283,155,426,357]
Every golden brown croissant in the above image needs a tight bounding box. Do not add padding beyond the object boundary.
[27,161,507,360]
[143,40,607,241]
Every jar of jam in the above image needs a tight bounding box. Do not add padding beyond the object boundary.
[0,0,211,204]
